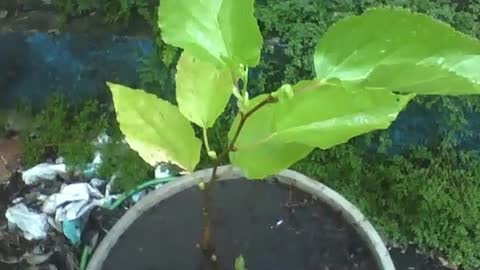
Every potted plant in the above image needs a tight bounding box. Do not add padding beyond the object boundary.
[87,1,480,269]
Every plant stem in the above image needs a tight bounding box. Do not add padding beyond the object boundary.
[202,127,212,153]
[200,94,277,253]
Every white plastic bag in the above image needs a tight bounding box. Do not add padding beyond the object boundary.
[22,163,68,185]
[5,203,49,240]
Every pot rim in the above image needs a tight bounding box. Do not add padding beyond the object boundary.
[87,165,395,270]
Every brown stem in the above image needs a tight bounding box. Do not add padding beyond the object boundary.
[200,94,277,254]
[228,95,276,152]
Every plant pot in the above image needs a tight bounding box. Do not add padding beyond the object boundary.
[87,165,394,270]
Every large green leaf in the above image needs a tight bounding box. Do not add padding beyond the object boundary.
[229,94,313,179]
[158,0,263,68]
[176,51,233,128]
[314,8,480,95]
[108,83,202,172]
[230,81,414,179]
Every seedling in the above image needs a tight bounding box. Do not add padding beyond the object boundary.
[107,0,480,267]
[234,255,247,270]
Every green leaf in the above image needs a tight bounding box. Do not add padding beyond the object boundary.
[230,81,413,179]
[176,51,233,128]
[271,80,414,147]
[107,82,201,172]
[229,94,313,179]
[158,0,263,68]
[314,8,480,95]
[234,255,247,270]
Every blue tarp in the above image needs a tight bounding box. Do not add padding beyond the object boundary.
[0,32,154,110]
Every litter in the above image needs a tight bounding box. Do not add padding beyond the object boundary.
[55,157,64,164]
[93,132,110,145]
[22,163,68,185]
[131,190,146,203]
[0,245,54,266]
[56,198,104,222]
[62,219,83,246]
[3,131,184,268]
[42,183,103,215]
[155,166,172,179]
[83,152,102,178]
[42,183,110,245]
[89,178,106,189]
[5,203,49,240]
[83,132,109,178]
[23,246,54,265]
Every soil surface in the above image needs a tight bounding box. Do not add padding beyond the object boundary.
[103,179,378,270]
[389,247,452,270]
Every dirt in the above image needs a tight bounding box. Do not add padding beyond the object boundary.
[389,247,454,270]
[102,179,379,270]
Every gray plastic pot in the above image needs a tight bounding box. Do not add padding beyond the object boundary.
[87,165,395,270]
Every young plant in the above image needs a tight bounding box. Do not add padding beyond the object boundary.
[107,0,480,266]
[234,255,247,270]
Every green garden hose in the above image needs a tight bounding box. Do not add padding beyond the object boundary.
[105,177,176,210]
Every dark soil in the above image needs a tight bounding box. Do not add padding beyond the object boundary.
[103,179,378,270]
[389,247,453,270]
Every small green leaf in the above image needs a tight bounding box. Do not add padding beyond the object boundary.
[315,8,480,95]
[230,81,413,179]
[158,0,263,68]
[234,255,247,270]
[176,51,233,128]
[107,82,201,172]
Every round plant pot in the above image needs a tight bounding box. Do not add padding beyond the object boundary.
[87,165,394,270]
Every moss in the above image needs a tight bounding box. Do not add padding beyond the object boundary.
[53,0,147,23]
[21,95,108,169]
[96,141,153,191]
[20,94,152,192]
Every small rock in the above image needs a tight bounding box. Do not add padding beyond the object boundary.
[0,10,8,19]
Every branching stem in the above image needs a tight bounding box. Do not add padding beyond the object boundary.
[200,93,277,253]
